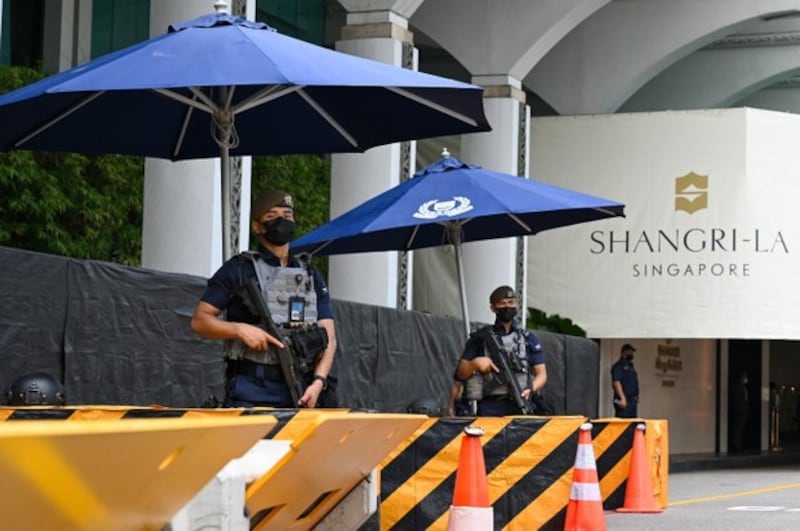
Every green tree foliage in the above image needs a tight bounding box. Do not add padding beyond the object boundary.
[0,66,145,265]
[526,307,587,337]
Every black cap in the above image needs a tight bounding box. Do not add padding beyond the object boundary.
[251,189,294,220]
[621,343,637,353]
[490,285,516,304]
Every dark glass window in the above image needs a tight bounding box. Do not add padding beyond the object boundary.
[91,0,149,58]
[3,0,45,68]
[257,0,325,44]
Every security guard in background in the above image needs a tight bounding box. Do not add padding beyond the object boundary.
[456,286,547,416]
[611,343,639,418]
[191,190,336,408]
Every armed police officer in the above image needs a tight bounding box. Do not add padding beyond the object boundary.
[456,286,547,416]
[191,190,336,408]
[611,343,639,418]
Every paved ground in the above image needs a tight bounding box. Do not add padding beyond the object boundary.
[604,464,800,530]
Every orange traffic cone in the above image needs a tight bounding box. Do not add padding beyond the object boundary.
[447,426,493,530]
[564,422,606,531]
[617,423,664,513]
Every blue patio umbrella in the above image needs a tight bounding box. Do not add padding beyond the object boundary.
[292,152,625,336]
[0,6,490,259]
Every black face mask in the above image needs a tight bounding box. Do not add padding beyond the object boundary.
[261,217,295,245]
[496,306,517,323]
[625,354,634,362]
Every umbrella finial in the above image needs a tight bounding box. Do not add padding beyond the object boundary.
[441,147,451,158]
[214,1,229,14]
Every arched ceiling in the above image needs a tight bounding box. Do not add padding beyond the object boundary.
[394,0,800,115]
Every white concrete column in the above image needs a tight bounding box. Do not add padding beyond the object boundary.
[143,0,253,277]
[461,75,529,326]
[42,0,92,72]
[329,4,418,308]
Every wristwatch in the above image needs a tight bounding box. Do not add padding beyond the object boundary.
[312,374,328,391]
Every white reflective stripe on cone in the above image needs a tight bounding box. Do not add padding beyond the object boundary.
[570,482,603,501]
[446,506,494,531]
[574,445,597,469]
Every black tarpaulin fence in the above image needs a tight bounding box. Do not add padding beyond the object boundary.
[0,245,598,414]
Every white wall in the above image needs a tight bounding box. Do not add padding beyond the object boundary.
[528,108,800,339]
[600,339,717,454]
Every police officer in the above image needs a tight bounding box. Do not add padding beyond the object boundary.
[455,286,547,416]
[611,343,639,418]
[191,189,336,408]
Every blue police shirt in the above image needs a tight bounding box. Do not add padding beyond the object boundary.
[611,359,639,397]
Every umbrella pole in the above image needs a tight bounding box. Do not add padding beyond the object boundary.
[450,228,471,339]
[221,144,232,261]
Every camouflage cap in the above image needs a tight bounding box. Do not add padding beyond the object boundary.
[489,285,516,304]
[251,189,294,220]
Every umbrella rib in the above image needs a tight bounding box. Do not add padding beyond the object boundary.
[233,85,302,114]
[508,213,532,233]
[188,87,221,112]
[405,225,421,249]
[173,95,198,159]
[14,91,105,148]
[154,88,214,113]
[310,240,333,255]
[224,85,236,109]
[297,89,358,148]
[385,87,478,127]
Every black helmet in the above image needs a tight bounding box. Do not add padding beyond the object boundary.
[5,372,66,406]
[406,397,442,416]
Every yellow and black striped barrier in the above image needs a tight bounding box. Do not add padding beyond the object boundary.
[379,416,586,530]
[0,406,430,530]
[379,416,669,530]
[0,416,278,530]
[1,407,668,528]
[0,405,317,440]
[593,418,669,509]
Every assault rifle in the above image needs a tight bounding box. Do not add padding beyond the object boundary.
[240,280,309,406]
[480,328,532,415]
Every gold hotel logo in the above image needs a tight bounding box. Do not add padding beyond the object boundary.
[675,172,708,214]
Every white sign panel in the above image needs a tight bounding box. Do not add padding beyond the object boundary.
[528,108,800,339]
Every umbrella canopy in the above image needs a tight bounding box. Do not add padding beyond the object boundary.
[0,12,489,158]
[292,154,625,254]
[292,153,626,335]
[0,8,490,259]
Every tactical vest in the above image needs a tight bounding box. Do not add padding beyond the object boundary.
[225,252,318,365]
[464,328,531,400]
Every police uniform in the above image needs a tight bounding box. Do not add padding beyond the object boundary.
[461,320,545,416]
[611,357,639,418]
[200,243,334,407]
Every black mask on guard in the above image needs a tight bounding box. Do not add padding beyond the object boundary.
[261,217,295,245]
[496,306,517,323]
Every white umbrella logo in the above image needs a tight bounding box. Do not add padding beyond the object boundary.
[413,197,474,219]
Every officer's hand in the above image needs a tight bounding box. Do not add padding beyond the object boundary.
[236,323,284,350]
[521,388,532,400]
[473,356,499,374]
[616,397,627,408]
[298,379,323,408]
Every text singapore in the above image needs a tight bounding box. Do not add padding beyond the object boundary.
[589,228,789,278]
